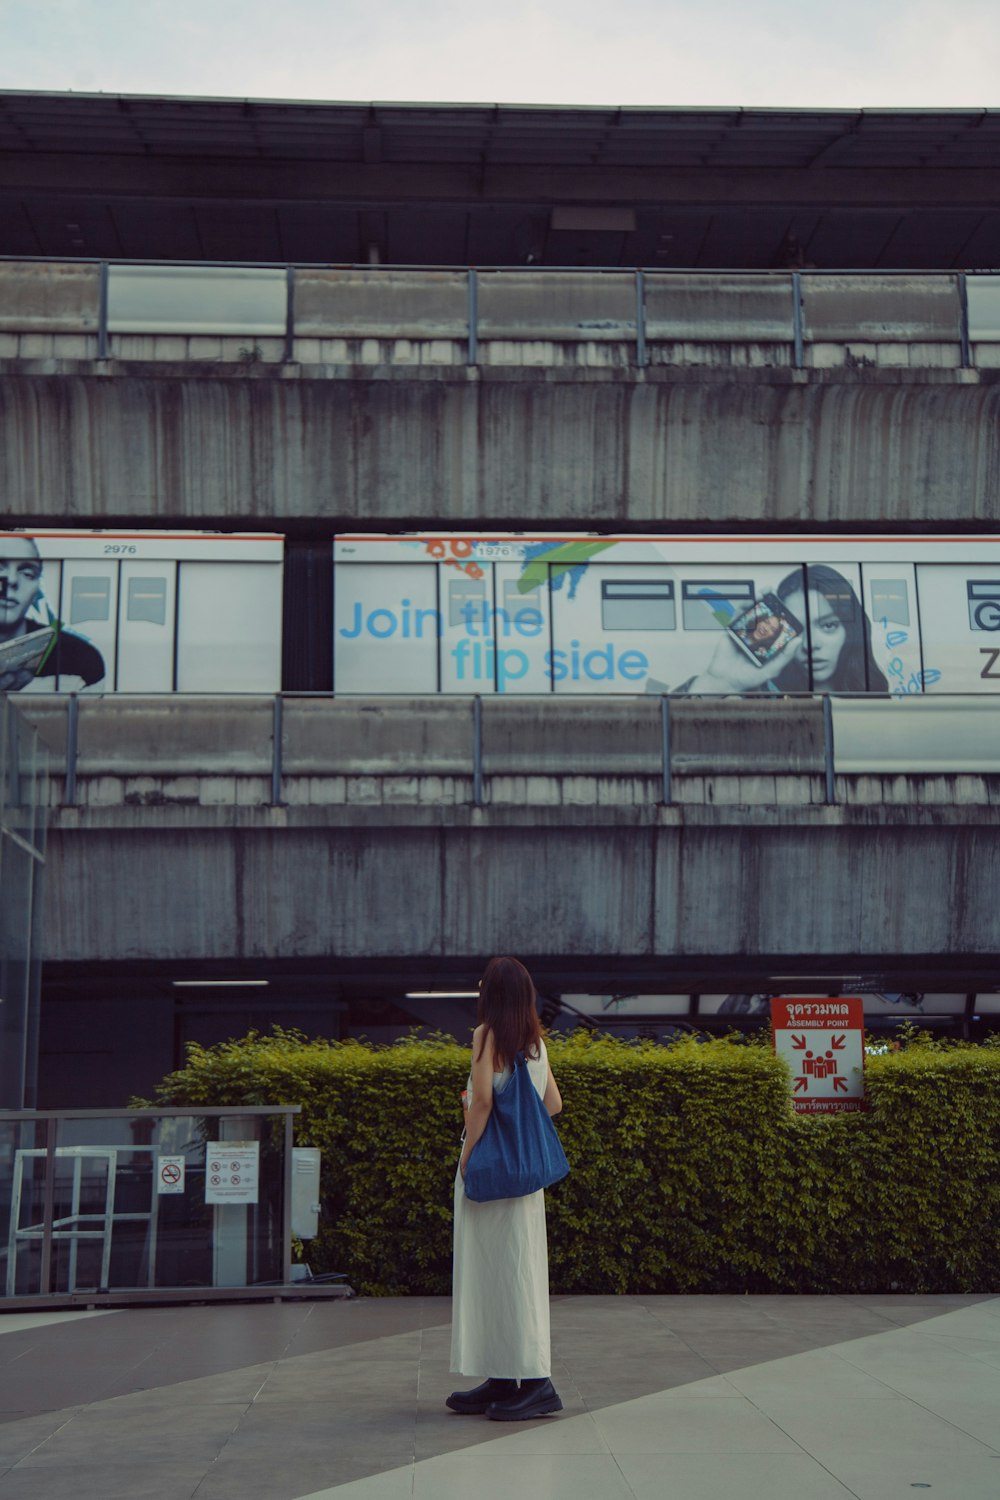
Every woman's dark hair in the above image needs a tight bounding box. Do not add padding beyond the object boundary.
[775,564,888,692]
[476,956,543,1070]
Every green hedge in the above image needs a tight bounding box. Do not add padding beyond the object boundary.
[140,1027,1000,1295]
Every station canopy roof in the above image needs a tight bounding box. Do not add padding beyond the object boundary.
[2,91,999,270]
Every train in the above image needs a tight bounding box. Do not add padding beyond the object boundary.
[4,528,1000,697]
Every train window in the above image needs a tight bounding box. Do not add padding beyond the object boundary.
[681,579,754,630]
[601,579,676,631]
[869,579,910,627]
[448,574,486,629]
[966,581,1000,632]
[500,576,545,629]
[69,575,111,625]
[126,576,168,626]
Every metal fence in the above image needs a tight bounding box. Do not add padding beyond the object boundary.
[18,690,1000,813]
[3,260,1000,369]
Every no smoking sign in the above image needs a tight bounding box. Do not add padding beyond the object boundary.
[157,1155,186,1194]
[771,998,867,1114]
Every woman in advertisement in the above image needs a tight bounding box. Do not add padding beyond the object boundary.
[448,956,564,1422]
[673,565,888,695]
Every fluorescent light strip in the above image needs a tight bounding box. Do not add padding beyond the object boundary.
[405,991,479,999]
[172,979,270,988]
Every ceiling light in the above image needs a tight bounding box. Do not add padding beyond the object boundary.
[405,990,479,999]
[172,979,270,988]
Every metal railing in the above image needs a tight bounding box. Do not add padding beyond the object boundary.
[20,690,1000,814]
[3,259,1000,371]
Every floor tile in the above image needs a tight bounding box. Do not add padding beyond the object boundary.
[411,1451,635,1500]
[922,1399,1000,1449]
[618,1450,858,1500]
[815,1448,1000,1500]
[466,1411,609,1455]
[294,1467,415,1500]
[761,1396,998,1455]
[0,1458,211,1499]
[590,1393,801,1453]
[0,1313,119,1339]
[722,1350,902,1400]
[199,1455,401,1500]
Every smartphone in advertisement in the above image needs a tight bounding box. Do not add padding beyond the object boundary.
[727,593,804,667]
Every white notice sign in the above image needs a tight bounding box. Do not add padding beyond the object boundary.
[205,1141,260,1205]
[157,1155,186,1195]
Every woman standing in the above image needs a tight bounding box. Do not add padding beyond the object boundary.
[447,955,564,1421]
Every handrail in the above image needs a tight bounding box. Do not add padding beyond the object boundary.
[23,691,1000,812]
[1,260,993,370]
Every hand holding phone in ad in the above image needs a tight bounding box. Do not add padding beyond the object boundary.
[727,593,805,667]
[682,591,806,693]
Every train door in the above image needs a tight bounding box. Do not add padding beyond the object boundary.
[440,563,494,692]
[860,564,923,694]
[333,561,439,693]
[916,565,1000,693]
[59,559,117,689]
[117,560,177,691]
[176,560,282,692]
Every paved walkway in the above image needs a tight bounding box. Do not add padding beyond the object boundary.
[0,1294,996,1498]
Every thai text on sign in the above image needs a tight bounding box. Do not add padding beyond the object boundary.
[771,998,866,1114]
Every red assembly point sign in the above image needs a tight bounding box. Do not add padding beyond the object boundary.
[771,997,867,1113]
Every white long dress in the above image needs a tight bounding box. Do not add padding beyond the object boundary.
[450,1042,552,1380]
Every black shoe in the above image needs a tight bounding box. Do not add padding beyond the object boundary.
[446,1377,517,1414]
[486,1377,563,1421]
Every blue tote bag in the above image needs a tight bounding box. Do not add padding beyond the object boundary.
[463,1051,570,1202]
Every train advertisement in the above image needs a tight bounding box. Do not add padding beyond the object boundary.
[333,533,1000,696]
[0,531,283,694]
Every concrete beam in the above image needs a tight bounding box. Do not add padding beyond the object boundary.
[38,817,1000,965]
[3,367,998,527]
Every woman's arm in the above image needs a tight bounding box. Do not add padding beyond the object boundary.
[543,1064,562,1117]
[459,1024,495,1177]
[682,629,804,695]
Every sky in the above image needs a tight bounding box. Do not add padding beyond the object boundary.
[0,0,998,110]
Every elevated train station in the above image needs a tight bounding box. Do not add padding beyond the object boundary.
[2,91,1000,1105]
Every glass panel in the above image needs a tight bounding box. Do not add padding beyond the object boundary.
[42,1114,288,1292]
[0,838,33,1109]
[699,992,785,1016]
[562,993,692,1018]
[0,1119,48,1295]
[967,276,1000,342]
[681,578,756,631]
[863,992,967,1016]
[107,265,287,336]
[601,579,675,631]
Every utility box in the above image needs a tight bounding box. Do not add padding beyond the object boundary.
[291,1148,321,1239]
